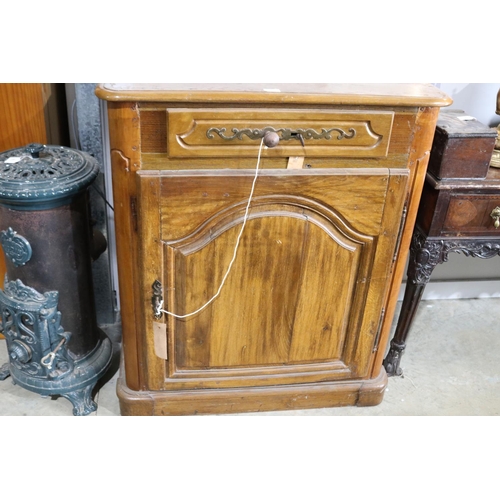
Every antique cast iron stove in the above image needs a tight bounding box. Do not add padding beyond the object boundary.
[0,143,112,415]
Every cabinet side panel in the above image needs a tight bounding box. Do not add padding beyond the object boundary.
[107,102,142,390]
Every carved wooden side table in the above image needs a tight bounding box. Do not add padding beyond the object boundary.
[384,110,499,376]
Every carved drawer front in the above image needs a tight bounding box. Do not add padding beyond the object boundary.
[164,108,394,158]
[443,194,500,235]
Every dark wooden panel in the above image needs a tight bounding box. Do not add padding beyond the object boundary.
[444,194,500,234]
[427,111,497,179]
[140,110,167,153]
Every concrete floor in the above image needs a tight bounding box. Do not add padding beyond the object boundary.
[1,297,499,416]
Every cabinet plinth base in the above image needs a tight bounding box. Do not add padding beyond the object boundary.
[116,365,388,416]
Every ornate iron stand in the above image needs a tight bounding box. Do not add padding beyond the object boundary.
[0,279,112,415]
[384,227,500,377]
[0,143,113,415]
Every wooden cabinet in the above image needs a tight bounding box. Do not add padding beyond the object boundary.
[96,84,451,415]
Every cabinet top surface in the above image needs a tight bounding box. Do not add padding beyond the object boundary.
[96,83,452,107]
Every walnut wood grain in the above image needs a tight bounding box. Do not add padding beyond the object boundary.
[444,194,500,234]
[0,84,47,152]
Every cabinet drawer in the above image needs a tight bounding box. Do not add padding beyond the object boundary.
[164,108,394,158]
[443,194,500,235]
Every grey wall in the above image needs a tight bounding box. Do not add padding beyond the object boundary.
[437,83,500,127]
[66,84,117,325]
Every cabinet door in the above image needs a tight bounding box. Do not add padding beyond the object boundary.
[137,168,408,390]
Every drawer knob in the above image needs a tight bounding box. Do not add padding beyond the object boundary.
[263,131,280,148]
[490,207,500,229]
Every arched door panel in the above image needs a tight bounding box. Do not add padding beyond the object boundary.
[137,169,408,390]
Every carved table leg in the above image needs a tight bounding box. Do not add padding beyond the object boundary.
[384,282,426,376]
[61,384,98,416]
[384,231,443,376]
[385,232,500,376]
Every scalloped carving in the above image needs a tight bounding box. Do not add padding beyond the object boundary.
[166,195,372,255]
[111,149,131,172]
[167,109,394,158]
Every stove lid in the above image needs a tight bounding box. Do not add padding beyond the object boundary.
[0,143,99,208]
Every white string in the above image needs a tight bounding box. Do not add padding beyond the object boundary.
[159,138,265,319]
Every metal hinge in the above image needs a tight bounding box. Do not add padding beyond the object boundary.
[372,308,386,353]
[130,196,138,232]
[392,200,408,264]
